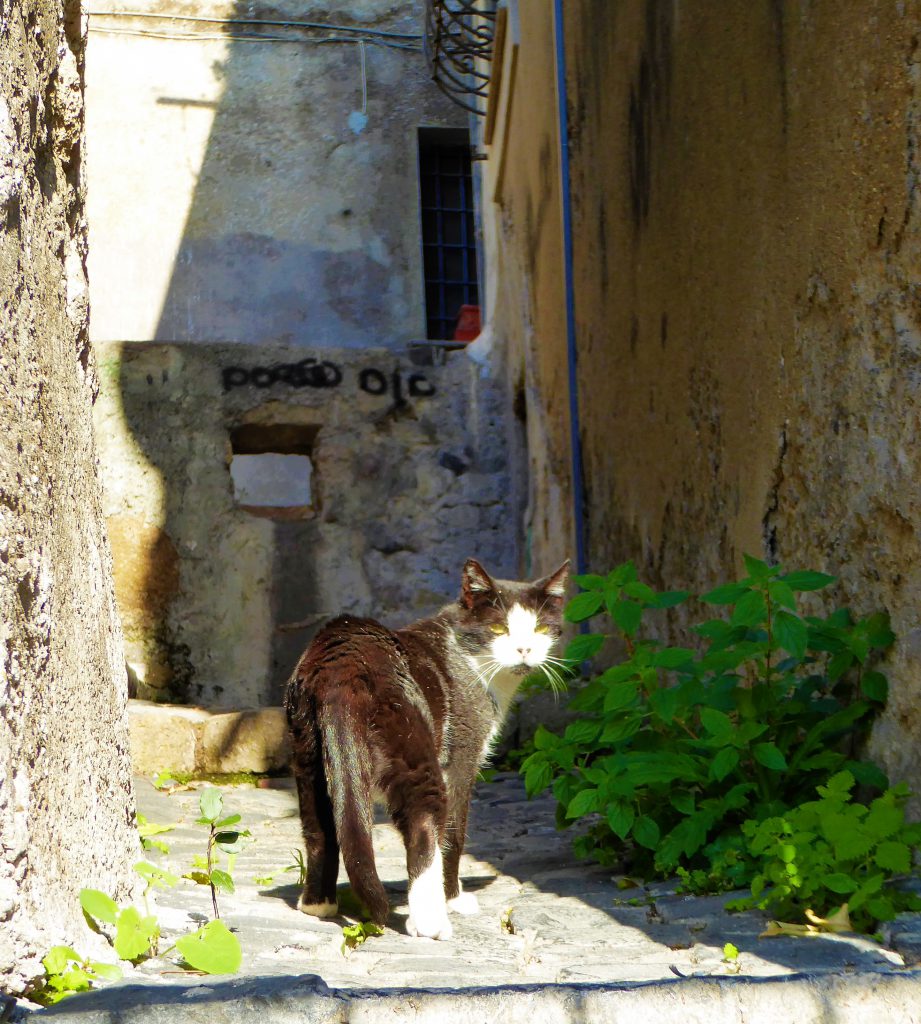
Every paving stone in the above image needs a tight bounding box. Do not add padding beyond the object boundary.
[29,772,921,1023]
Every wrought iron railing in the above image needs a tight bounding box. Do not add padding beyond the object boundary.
[424,0,497,116]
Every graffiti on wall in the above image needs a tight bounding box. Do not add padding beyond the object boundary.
[222,357,436,403]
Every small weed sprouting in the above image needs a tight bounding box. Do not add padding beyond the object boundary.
[521,557,917,932]
[137,813,175,854]
[340,921,384,955]
[29,946,122,1006]
[185,788,252,920]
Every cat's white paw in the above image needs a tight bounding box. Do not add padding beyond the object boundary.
[407,847,452,939]
[447,891,479,916]
[297,896,338,918]
[407,907,453,940]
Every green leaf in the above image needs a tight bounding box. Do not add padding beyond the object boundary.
[774,610,808,659]
[603,681,639,713]
[606,801,635,839]
[722,942,740,961]
[633,816,661,850]
[862,612,895,649]
[824,873,859,894]
[87,962,123,981]
[565,788,599,819]
[781,570,836,592]
[731,591,767,627]
[753,743,788,771]
[175,920,242,974]
[610,599,643,636]
[669,792,696,815]
[214,829,251,854]
[743,554,772,580]
[134,862,179,888]
[199,788,223,824]
[710,747,739,782]
[566,591,605,622]
[564,719,601,745]
[875,841,911,873]
[652,647,696,669]
[43,947,81,975]
[701,582,750,605]
[607,563,638,587]
[861,671,888,702]
[652,590,689,608]
[564,633,606,662]
[209,869,235,894]
[524,760,553,796]
[572,573,606,590]
[700,707,733,738]
[79,889,119,926]
[623,581,657,603]
[113,906,158,962]
[768,579,797,610]
[533,725,559,751]
[214,814,242,830]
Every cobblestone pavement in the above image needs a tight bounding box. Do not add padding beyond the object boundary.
[32,773,921,1022]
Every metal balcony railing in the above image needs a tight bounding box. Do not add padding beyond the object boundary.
[424,0,497,116]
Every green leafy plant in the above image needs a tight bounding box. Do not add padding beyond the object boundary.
[340,921,384,954]
[80,888,160,963]
[185,788,251,920]
[729,771,921,931]
[137,813,175,854]
[29,946,122,1006]
[173,920,242,974]
[521,557,901,923]
[254,849,307,887]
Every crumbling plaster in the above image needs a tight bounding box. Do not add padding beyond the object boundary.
[0,0,137,994]
[563,1,921,790]
[94,341,520,707]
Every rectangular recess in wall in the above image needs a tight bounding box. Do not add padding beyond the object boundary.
[230,424,318,520]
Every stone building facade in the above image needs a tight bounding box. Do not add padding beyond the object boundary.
[0,0,137,994]
[479,0,921,794]
[85,0,525,705]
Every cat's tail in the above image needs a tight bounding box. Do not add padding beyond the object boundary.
[318,702,390,925]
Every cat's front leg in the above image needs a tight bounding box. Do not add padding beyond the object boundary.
[407,843,453,940]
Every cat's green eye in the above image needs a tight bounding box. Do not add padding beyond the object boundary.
[489,624,508,635]
[535,624,550,634]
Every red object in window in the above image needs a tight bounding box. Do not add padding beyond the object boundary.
[452,305,481,342]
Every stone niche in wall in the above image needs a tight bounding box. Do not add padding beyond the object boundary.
[94,341,519,709]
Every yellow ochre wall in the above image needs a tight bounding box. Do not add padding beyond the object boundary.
[482,1,921,790]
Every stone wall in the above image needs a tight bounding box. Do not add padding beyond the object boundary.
[84,0,465,347]
[0,0,137,994]
[481,1,921,793]
[95,341,519,707]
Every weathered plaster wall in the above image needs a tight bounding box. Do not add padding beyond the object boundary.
[478,2,574,578]
[559,1,921,790]
[0,0,137,994]
[85,0,464,347]
[95,341,519,706]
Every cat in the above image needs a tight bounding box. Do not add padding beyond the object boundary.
[284,557,569,940]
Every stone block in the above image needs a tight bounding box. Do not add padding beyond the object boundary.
[201,708,291,774]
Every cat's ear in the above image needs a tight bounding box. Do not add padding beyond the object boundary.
[536,560,571,598]
[461,558,497,608]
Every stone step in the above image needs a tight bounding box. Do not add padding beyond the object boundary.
[128,700,290,776]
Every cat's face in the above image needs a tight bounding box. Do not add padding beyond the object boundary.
[456,558,570,675]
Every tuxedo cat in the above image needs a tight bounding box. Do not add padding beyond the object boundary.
[284,558,569,940]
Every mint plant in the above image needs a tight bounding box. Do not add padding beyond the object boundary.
[729,771,921,930]
[521,557,903,923]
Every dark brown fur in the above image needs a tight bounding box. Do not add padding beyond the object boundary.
[284,558,568,934]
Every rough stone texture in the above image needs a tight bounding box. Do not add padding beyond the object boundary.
[84,0,465,348]
[24,774,921,1023]
[482,2,921,797]
[94,342,521,706]
[0,0,138,995]
[128,701,290,775]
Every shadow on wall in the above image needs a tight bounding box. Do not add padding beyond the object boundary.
[109,3,468,707]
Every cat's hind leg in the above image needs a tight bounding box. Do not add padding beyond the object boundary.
[444,783,479,916]
[290,714,340,918]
